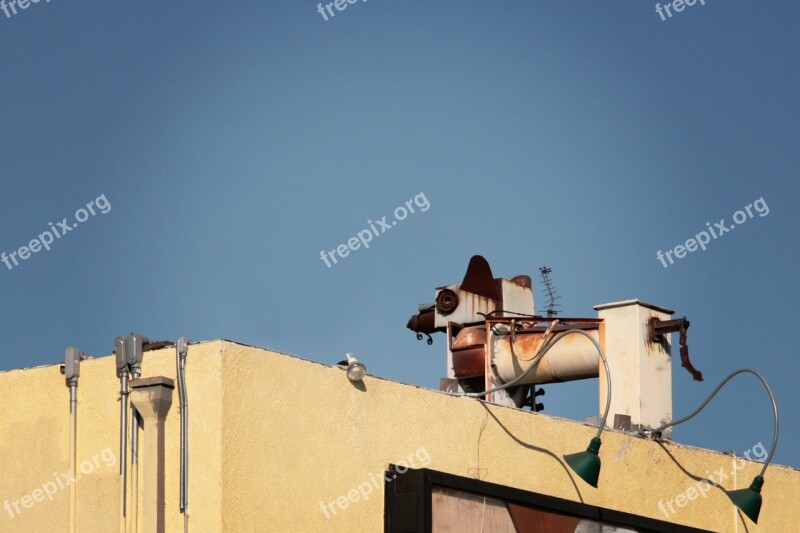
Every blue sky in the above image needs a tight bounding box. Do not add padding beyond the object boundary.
[1,1,798,470]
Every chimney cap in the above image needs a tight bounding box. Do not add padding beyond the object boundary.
[593,299,674,314]
[131,376,175,390]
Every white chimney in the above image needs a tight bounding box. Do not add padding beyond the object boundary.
[595,300,674,436]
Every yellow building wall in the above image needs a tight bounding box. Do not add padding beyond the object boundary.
[0,341,225,533]
[1,340,798,532]
[220,342,800,533]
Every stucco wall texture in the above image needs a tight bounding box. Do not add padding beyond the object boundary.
[1,340,798,532]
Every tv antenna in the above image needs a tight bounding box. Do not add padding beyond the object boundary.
[539,266,561,318]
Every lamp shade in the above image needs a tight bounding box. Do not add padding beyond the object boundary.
[344,353,367,382]
[728,475,764,524]
[347,361,366,382]
[564,437,602,488]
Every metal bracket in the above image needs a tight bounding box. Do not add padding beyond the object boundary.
[648,317,703,381]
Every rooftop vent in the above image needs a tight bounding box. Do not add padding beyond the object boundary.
[407,255,702,434]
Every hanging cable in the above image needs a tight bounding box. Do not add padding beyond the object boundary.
[644,368,779,478]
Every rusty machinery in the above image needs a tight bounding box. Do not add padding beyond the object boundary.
[407,256,702,432]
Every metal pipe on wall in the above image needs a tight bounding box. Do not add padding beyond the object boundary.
[115,336,129,533]
[176,337,190,531]
[63,347,82,533]
[130,407,140,533]
[119,372,129,533]
[116,332,153,533]
[69,382,78,533]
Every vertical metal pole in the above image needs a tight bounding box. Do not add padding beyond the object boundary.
[131,407,139,533]
[69,380,78,533]
[176,337,190,533]
[119,373,129,533]
[177,338,188,512]
[63,347,82,533]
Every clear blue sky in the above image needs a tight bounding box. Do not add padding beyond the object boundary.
[1,1,798,470]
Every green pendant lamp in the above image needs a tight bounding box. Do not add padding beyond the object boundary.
[646,369,778,524]
[561,331,612,488]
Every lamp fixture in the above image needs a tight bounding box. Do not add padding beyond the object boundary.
[339,353,367,382]
[644,368,778,524]
[558,330,612,488]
